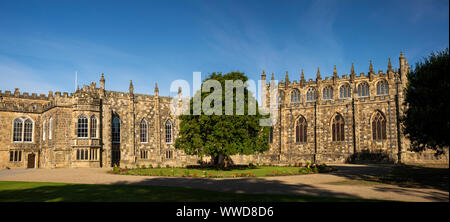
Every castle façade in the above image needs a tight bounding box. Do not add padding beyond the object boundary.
[0,52,448,169]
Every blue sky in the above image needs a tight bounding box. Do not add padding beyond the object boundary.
[0,0,448,98]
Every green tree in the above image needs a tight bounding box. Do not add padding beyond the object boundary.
[174,72,270,167]
[403,48,449,155]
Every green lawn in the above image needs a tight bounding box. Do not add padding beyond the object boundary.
[112,165,332,178]
[0,181,379,202]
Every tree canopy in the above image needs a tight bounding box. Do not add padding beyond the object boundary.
[403,48,449,155]
[174,72,270,167]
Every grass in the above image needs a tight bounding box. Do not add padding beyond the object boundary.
[0,181,380,202]
[112,165,334,178]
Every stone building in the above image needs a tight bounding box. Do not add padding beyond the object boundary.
[0,52,447,169]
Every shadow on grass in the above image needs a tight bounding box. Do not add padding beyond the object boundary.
[0,180,377,202]
[329,164,449,192]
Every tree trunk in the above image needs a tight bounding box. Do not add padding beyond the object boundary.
[217,153,225,168]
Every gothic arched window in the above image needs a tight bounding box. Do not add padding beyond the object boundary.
[49,117,53,140]
[332,114,345,141]
[357,82,370,97]
[77,115,88,138]
[372,112,387,140]
[42,119,46,141]
[323,86,333,100]
[291,89,301,103]
[165,120,173,144]
[340,84,351,99]
[13,118,23,142]
[376,80,389,95]
[112,116,120,143]
[306,88,317,101]
[140,119,148,143]
[23,119,33,142]
[90,115,97,138]
[295,116,307,143]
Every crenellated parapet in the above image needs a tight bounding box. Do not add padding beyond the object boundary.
[263,52,407,107]
[0,89,51,101]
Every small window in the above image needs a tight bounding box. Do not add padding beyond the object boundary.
[49,117,53,140]
[76,148,93,160]
[112,116,120,143]
[13,117,33,142]
[306,88,317,101]
[140,119,148,143]
[323,86,333,100]
[340,84,351,99]
[90,116,97,138]
[376,80,389,95]
[43,120,46,141]
[9,151,22,162]
[296,116,307,143]
[13,119,23,142]
[140,150,149,159]
[165,120,173,144]
[77,115,88,138]
[290,89,301,103]
[372,112,387,140]
[23,119,33,142]
[165,150,174,159]
[332,114,345,141]
[357,82,370,97]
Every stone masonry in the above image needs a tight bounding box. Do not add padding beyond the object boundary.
[0,52,448,169]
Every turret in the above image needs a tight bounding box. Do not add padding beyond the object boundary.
[100,73,105,90]
[285,71,290,85]
[369,60,374,81]
[333,65,338,84]
[300,69,306,87]
[387,58,394,79]
[399,51,408,83]
[350,62,356,81]
[129,80,134,94]
[261,70,266,82]
[316,66,321,81]
[154,83,159,97]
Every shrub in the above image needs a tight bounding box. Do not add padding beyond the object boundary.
[298,167,313,174]
[149,164,153,169]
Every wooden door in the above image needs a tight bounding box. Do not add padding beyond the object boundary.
[27,153,35,168]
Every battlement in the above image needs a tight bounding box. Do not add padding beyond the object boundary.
[0,89,51,100]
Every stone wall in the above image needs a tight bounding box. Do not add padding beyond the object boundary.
[1,52,448,169]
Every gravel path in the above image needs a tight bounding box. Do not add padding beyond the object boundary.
[0,164,448,202]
